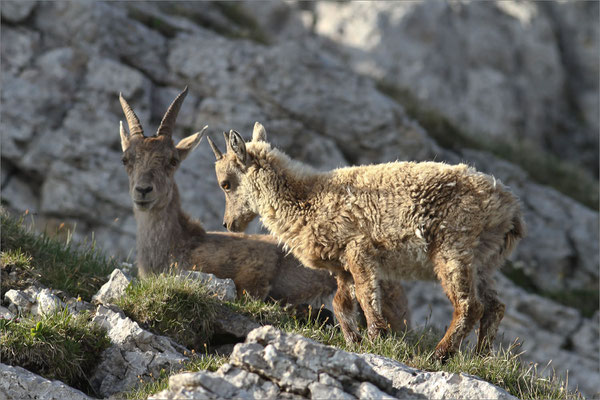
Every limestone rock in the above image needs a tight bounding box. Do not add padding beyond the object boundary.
[91,268,131,305]
[179,271,237,302]
[152,325,519,399]
[90,304,188,397]
[0,1,37,23]
[0,363,92,400]
[4,288,35,315]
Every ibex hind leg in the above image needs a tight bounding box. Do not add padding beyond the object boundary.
[433,256,483,362]
[475,272,505,355]
[333,272,362,344]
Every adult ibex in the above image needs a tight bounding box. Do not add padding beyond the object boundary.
[208,122,524,361]
[118,88,337,311]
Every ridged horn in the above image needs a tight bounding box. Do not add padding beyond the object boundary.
[119,93,144,137]
[207,136,223,160]
[157,86,188,137]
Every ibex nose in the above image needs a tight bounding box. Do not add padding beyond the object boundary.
[135,186,153,196]
[222,222,227,229]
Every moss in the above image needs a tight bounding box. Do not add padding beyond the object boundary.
[0,307,111,396]
[376,81,599,211]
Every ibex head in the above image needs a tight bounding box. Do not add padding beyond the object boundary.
[119,87,207,212]
[207,122,268,232]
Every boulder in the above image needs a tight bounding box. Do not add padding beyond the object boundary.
[0,363,92,400]
[151,325,517,399]
[91,268,131,305]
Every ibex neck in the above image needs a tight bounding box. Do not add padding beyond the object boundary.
[252,150,319,246]
[134,184,204,275]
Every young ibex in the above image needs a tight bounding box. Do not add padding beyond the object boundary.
[208,122,525,361]
[118,88,337,310]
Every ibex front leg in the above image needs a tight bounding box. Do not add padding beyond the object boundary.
[333,271,362,344]
[345,244,388,340]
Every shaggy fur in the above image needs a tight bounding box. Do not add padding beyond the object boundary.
[211,122,525,361]
[118,90,337,310]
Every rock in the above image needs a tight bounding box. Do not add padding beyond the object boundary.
[212,305,260,340]
[91,268,131,305]
[32,288,65,316]
[361,354,517,400]
[0,1,37,23]
[0,306,14,320]
[311,1,599,174]
[153,325,519,399]
[179,271,237,302]
[0,363,92,400]
[4,288,35,315]
[90,304,188,397]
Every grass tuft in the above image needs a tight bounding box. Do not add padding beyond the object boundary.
[376,81,599,211]
[116,273,221,350]
[0,307,111,396]
[0,211,118,301]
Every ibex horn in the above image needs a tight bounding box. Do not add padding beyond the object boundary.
[119,93,144,137]
[207,135,223,160]
[157,86,188,137]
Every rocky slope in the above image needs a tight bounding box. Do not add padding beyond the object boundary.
[1,1,598,397]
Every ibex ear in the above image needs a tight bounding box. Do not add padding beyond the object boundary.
[228,130,247,164]
[176,126,208,161]
[252,122,267,142]
[120,121,130,152]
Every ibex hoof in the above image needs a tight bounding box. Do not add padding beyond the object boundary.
[433,344,452,364]
[367,323,388,340]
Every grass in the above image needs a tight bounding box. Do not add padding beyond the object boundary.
[0,307,111,396]
[116,273,221,350]
[376,81,599,211]
[131,289,579,400]
[0,211,118,301]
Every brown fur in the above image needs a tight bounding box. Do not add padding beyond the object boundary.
[118,91,336,309]
[212,122,524,360]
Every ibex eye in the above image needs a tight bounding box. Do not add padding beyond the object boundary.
[121,157,128,165]
[170,158,178,167]
[221,181,230,190]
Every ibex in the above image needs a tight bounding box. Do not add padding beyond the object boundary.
[118,88,337,311]
[208,122,524,361]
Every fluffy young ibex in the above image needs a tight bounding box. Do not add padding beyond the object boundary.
[208,122,524,361]
[118,88,337,310]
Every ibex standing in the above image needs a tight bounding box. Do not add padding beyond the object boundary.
[208,123,524,361]
[118,88,337,311]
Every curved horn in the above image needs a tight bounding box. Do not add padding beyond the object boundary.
[206,136,223,160]
[119,93,144,137]
[157,86,188,137]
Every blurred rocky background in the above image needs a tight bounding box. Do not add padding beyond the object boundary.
[1,1,598,396]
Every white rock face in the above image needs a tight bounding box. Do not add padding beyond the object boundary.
[151,325,516,400]
[0,363,92,400]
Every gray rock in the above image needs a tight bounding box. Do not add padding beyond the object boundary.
[0,306,14,320]
[0,1,37,23]
[179,271,237,302]
[32,288,65,316]
[90,305,188,397]
[153,325,519,399]
[0,363,92,400]
[91,268,131,305]
[361,354,517,400]
[4,288,35,315]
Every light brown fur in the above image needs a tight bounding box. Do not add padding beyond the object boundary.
[118,90,336,309]
[212,122,524,361]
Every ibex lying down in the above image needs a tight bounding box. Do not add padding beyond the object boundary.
[208,122,524,361]
[117,88,336,311]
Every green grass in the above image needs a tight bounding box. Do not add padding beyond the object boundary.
[116,273,221,350]
[0,211,119,301]
[0,307,111,396]
[138,291,579,400]
[376,81,599,211]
